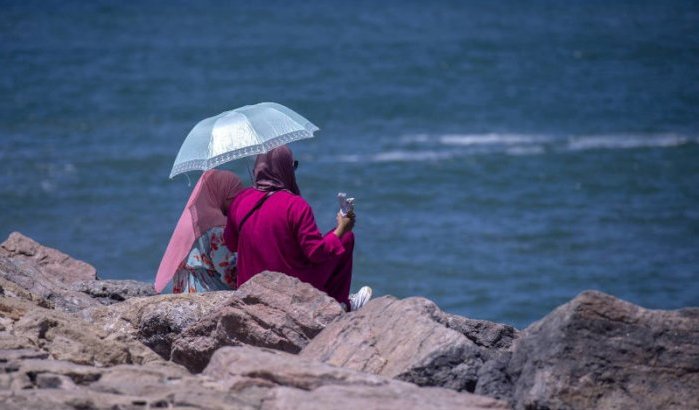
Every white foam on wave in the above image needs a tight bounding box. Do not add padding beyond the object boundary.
[332,132,697,163]
[439,133,546,146]
[566,134,695,151]
[372,150,455,162]
[335,150,454,163]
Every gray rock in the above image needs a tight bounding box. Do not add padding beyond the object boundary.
[72,279,156,304]
[171,271,345,373]
[301,295,517,393]
[504,290,699,410]
[0,275,53,309]
[0,256,101,313]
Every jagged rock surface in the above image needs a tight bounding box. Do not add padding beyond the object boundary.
[0,231,96,284]
[0,232,155,312]
[301,295,518,393]
[501,290,699,410]
[81,291,235,360]
[0,295,162,367]
[2,231,697,409]
[72,279,156,305]
[171,271,345,373]
[0,256,101,312]
[203,346,509,410]
[0,346,507,410]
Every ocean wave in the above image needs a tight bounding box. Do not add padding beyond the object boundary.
[332,133,697,163]
[565,134,694,151]
[439,133,546,146]
[337,150,455,163]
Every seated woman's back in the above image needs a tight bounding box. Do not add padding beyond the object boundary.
[224,145,356,308]
[227,188,345,289]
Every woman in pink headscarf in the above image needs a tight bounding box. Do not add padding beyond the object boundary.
[155,170,245,293]
[224,145,371,311]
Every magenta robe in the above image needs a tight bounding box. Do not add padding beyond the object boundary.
[224,188,353,305]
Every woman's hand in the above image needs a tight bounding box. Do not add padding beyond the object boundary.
[334,211,355,237]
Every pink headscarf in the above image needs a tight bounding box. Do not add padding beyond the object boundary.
[253,145,301,195]
[154,170,244,292]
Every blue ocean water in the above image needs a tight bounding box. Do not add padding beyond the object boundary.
[1,1,698,329]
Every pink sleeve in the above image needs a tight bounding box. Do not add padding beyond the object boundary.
[223,204,238,252]
[291,199,345,263]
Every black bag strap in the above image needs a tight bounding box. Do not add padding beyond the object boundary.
[238,191,274,232]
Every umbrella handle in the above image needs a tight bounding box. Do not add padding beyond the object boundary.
[246,157,255,185]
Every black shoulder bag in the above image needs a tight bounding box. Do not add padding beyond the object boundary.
[237,191,275,232]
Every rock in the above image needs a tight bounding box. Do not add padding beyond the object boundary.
[203,345,390,390]
[81,291,235,360]
[0,358,216,410]
[0,233,155,312]
[263,384,505,410]
[301,295,517,393]
[0,231,96,284]
[433,310,518,350]
[0,345,506,410]
[72,279,156,304]
[203,346,508,410]
[2,232,696,409]
[1,296,162,367]
[0,256,101,313]
[504,290,699,410]
[0,275,53,309]
[171,271,345,373]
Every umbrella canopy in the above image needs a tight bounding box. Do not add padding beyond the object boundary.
[169,102,319,178]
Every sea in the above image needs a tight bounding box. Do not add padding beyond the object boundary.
[2,0,698,329]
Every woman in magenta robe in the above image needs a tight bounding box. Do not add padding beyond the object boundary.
[223,145,358,309]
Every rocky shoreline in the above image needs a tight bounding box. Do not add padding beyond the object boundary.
[0,231,696,409]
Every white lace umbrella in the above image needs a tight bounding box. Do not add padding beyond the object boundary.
[169,102,319,178]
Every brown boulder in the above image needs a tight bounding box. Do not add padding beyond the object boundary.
[0,275,53,309]
[204,345,508,410]
[0,357,237,410]
[503,290,699,410]
[263,384,506,410]
[1,296,161,367]
[301,295,517,393]
[0,231,96,284]
[0,345,507,410]
[0,256,100,313]
[0,233,154,313]
[81,290,235,360]
[171,271,345,373]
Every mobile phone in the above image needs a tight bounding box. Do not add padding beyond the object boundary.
[337,192,355,216]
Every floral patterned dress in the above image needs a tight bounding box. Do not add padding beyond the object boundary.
[172,227,237,293]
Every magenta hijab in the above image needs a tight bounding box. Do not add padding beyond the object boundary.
[154,169,244,292]
[253,145,301,195]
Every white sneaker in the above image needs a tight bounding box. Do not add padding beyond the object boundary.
[349,286,372,311]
